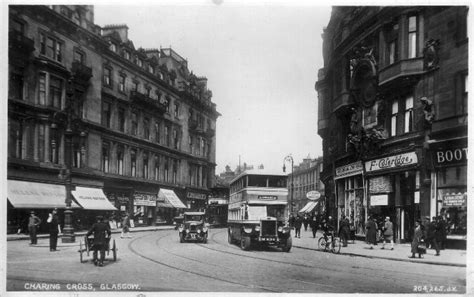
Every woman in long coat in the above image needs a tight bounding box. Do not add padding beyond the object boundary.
[410,220,424,258]
[365,216,377,249]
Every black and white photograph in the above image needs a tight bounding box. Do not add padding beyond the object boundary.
[3,0,471,295]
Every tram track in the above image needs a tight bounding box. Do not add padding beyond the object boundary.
[127,232,280,292]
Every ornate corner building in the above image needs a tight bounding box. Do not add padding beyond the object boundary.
[315,7,467,246]
[8,5,220,232]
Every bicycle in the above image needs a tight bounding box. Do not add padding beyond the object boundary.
[318,231,342,254]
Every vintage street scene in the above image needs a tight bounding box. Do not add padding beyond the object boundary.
[5,3,469,295]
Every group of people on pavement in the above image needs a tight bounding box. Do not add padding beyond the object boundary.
[27,209,61,252]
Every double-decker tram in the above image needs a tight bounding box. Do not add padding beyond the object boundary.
[227,170,292,252]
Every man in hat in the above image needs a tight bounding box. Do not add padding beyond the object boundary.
[87,215,111,266]
[47,208,61,251]
[28,211,41,245]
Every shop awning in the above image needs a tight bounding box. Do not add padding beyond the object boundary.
[299,201,319,213]
[158,189,187,209]
[156,199,175,208]
[7,180,80,209]
[71,187,117,210]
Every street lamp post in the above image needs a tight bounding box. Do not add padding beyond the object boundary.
[283,155,294,215]
[61,77,76,243]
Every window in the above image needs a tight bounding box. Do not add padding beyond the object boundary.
[386,22,399,65]
[164,126,169,146]
[155,122,161,143]
[109,42,117,52]
[164,158,169,182]
[102,142,110,173]
[72,138,83,168]
[124,50,130,60]
[9,72,24,100]
[146,87,151,98]
[462,73,468,114]
[118,107,125,132]
[173,159,178,183]
[101,101,111,128]
[117,148,124,175]
[144,117,150,140]
[49,76,63,109]
[50,126,59,164]
[103,67,112,87]
[130,149,137,177]
[37,72,64,108]
[148,64,154,74]
[73,50,84,64]
[174,103,180,118]
[37,124,46,162]
[173,129,179,149]
[119,75,126,92]
[391,101,399,136]
[40,33,62,62]
[143,153,149,179]
[165,97,170,113]
[189,136,193,154]
[136,58,143,67]
[131,112,138,136]
[404,96,414,133]
[9,119,25,159]
[200,138,205,156]
[154,155,160,181]
[408,15,418,59]
[132,81,139,92]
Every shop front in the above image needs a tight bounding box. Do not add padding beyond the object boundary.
[365,151,420,243]
[133,192,157,226]
[104,188,133,229]
[156,188,187,224]
[430,137,467,245]
[7,180,81,234]
[335,161,365,236]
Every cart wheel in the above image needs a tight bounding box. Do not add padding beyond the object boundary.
[112,240,117,261]
[79,240,84,263]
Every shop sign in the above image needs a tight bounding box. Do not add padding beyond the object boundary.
[187,192,207,200]
[306,191,321,200]
[370,194,388,206]
[435,148,467,165]
[365,152,417,173]
[134,193,157,207]
[439,190,467,207]
[258,195,277,200]
[335,161,363,179]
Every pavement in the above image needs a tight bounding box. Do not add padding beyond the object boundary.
[7,225,467,267]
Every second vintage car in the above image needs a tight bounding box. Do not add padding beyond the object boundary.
[178,212,209,243]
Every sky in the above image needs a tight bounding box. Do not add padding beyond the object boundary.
[93,2,332,174]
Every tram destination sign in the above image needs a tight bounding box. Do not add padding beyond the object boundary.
[258,195,278,200]
[365,152,418,172]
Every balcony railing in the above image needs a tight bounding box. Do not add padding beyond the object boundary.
[378,58,424,86]
[72,61,93,83]
[130,91,168,113]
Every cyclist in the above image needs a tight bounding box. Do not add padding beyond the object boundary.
[322,215,336,245]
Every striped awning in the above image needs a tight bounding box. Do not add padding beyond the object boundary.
[299,201,319,213]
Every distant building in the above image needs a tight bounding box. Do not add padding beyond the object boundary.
[288,156,324,215]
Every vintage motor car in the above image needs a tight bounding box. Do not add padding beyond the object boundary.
[178,212,209,243]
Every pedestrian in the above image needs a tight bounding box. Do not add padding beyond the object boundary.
[381,216,394,250]
[437,215,447,250]
[294,215,303,238]
[289,214,295,229]
[27,211,41,245]
[86,215,111,267]
[338,215,350,247]
[365,216,377,249]
[303,214,309,231]
[47,208,61,251]
[410,219,425,258]
[432,216,443,256]
[121,214,132,238]
[310,215,319,238]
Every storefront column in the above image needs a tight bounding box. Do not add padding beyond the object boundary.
[430,171,437,218]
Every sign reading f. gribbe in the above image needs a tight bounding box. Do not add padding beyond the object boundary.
[365,152,418,173]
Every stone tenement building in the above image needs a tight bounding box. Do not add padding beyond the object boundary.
[8,5,220,232]
[290,157,324,216]
[315,6,467,246]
